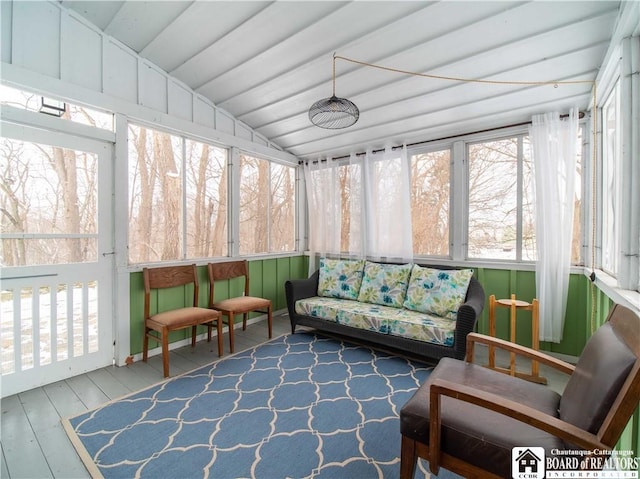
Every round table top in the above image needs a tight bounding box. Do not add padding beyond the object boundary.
[496,298,531,307]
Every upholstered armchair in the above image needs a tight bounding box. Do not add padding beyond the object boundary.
[400,304,640,479]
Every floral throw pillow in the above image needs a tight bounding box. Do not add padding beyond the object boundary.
[403,265,474,319]
[357,262,412,308]
[317,258,365,300]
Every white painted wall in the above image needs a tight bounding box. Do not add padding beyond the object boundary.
[1,0,298,165]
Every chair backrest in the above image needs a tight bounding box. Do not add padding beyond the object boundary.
[558,304,640,446]
[208,261,250,301]
[143,264,199,318]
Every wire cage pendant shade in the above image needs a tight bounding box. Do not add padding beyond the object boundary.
[309,95,359,129]
[309,53,359,129]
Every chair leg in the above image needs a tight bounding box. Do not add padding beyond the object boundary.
[191,325,197,347]
[161,327,170,378]
[228,312,235,354]
[142,326,150,362]
[400,436,418,479]
[242,313,248,331]
[216,317,223,357]
[267,305,273,339]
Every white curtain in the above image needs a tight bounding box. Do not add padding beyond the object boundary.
[530,109,579,343]
[304,145,413,271]
[363,145,413,262]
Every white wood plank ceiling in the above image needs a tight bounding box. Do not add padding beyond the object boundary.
[61,1,621,160]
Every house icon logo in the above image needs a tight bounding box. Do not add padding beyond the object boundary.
[512,447,545,479]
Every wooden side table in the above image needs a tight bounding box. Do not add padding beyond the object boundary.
[488,294,547,384]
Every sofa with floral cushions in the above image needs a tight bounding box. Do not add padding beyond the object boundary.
[285,258,485,361]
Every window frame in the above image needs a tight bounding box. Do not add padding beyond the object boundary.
[235,149,297,258]
[127,121,230,265]
[407,144,453,259]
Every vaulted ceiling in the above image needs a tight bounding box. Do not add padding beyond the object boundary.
[61,1,621,160]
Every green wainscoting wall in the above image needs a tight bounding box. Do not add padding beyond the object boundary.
[474,268,610,358]
[129,256,309,356]
[129,259,636,457]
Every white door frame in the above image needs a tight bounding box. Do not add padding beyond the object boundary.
[1,121,115,397]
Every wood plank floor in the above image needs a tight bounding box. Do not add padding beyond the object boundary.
[1,314,569,479]
[1,316,292,479]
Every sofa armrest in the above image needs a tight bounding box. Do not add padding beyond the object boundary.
[452,277,485,359]
[285,270,320,318]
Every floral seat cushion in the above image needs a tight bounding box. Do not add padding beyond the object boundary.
[295,296,456,347]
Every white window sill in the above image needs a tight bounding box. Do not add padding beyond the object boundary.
[590,268,640,314]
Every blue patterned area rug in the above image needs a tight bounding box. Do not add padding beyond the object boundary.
[63,332,459,479]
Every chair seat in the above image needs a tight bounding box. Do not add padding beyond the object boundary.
[213,296,271,313]
[148,306,220,329]
[400,357,564,477]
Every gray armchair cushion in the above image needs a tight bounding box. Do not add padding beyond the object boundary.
[400,358,564,477]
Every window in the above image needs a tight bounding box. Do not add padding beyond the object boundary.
[0,85,113,131]
[467,136,532,261]
[0,138,98,266]
[410,149,450,256]
[185,139,228,259]
[466,132,582,263]
[128,124,228,263]
[239,153,295,255]
[601,82,621,275]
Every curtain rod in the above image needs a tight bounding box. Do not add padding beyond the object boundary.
[299,111,584,165]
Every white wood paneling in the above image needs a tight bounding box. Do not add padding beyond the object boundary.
[8,0,638,161]
[143,1,270,73]
[167,79,192,122]
[138,60,167,113]
[216,110,235,136]
[193,95,215,129]
[61,0,626,160]
[1,0,12,64]
[60,0,124,31]
[235,123,252,142]
[3,1,296,163]
[61,14,102,91]
[12,1,60,78]
[103,1,191,53]
[103,38,138,103]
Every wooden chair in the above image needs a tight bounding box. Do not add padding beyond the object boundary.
[400,303,640,479]
[143,264,223,377]
[208,260,272,353]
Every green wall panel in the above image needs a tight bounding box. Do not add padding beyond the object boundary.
[129,256,309,355]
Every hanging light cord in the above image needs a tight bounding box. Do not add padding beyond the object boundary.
[331,53,600,333]
[333,53,595,88]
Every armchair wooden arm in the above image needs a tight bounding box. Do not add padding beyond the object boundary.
[428,378,610,476]
[465,332,576,375]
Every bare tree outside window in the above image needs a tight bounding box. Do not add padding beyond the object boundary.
[468,133,582,263]
[128,125,182,263]
[128,125,230,264]
[239,154,295,255]
[468,138,520,260]
[185,140,228,258]
[1,138,97,266]
[0,87,107,266]
[410,149,450,256]
[270,163,295,252]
